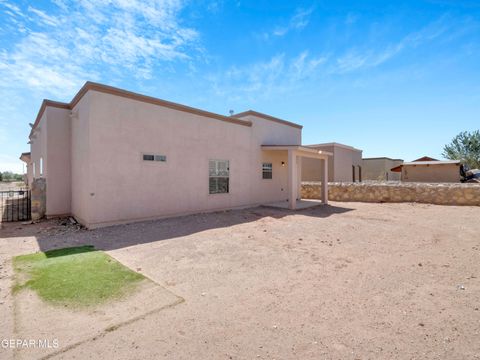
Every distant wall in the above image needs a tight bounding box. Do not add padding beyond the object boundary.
[302,144,333,182]
[333,146,355,182]
[362,158,402,181]
[302,157,324,182]
[402,163,460,183]
[302,144,362,182]
[302,182,480,206]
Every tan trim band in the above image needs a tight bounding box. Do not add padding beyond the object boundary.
[72,82,252,127]
[30,82,253,138]
[307,142,362,152]
[29,100,69,138]
[363,157,404,161]
[233,110,303,129]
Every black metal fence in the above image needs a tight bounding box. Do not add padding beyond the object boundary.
[0,189,31,222]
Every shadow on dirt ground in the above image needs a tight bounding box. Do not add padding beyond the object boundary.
[1,204,354,253]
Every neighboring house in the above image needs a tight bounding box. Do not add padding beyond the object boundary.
[302,142,363,182]
[410,156,439,162]
[19,152,32,185]
[389,156,438,174]
[392,159,461,183]
[20,82,329,228]
[362,157,404,181]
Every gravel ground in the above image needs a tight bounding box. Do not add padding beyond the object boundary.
[1,201,479,359]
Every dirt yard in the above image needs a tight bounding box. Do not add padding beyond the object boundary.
[1,202,479,359]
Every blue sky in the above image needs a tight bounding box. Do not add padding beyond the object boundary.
[0,0,479,172]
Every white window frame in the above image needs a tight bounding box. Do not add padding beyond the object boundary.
[209,159,229,194]
[142,154,155,161]
[40,157,43,177]
[262,162,273,179]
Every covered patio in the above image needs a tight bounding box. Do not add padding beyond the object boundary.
[261,145,330,210]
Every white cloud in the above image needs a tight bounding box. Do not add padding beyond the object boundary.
[332,17,451,74]
[28,6,61,27]
[334,45,404,74]
[0,0,23,17]
[207,51,327,102]
[291,51,328,80]
[208,15,460,101]
[0,30,96,97]
[206,1,223,14]
[271,7,314,37]
[345,12,358,25]
[0,0,199,98]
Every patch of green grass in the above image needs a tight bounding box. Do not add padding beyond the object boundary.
[13,245,145,307]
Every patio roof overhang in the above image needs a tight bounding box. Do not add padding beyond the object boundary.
[261,145,329,210]
[19,152,31,163]
[261,145,332,159]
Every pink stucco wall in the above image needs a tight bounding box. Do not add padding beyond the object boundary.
[45,106,71,216]
[70,93,92,225]
[30,90,301,228]
[30,112,47,181]
[81,92,301,227]
[26,163,33,186]
[28,106,72,217]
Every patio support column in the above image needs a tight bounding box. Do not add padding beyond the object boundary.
[322,158,328,205]
[288,149,297,210]
[296,156,302,200]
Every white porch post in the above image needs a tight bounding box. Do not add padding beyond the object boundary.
[296,156,302,200]
[288,149,297,210]
[322,157,329,205]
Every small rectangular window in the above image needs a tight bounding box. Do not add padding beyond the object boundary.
[143,154,155,161]
[209,160,229,194]
[262,163,272,179]
[155,155,166,162]
[40,157,43,176]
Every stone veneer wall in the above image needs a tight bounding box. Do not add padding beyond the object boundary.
[31,178,46,220]
[302,182,480,206]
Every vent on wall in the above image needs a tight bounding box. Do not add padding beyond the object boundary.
[143,154,167,162]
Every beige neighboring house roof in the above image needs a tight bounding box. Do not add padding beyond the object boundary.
[30,83,304,140]
[363,157,404,161]
[233,110,303,129]
[412,156,439,162]
[306,142,362,152]
[402,160,460,166]
[391,160,460,172]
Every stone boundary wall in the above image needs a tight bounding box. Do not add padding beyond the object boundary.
[31,178,46,220]
[302,182,480,206]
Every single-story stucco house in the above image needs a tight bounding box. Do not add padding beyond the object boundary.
[391,158,461,183]
[20,82,330,228]
[302,142,363,182]
[362,157,404,181]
